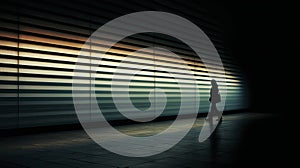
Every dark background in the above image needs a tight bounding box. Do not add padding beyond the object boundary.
[230,2,297,166]
[224,1,296,114]
[204,1,297,167]
[181,0,295,114]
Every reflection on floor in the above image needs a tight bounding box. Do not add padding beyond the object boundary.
[0,113,292,168]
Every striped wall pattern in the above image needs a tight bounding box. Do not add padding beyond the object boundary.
[0,0,248,129]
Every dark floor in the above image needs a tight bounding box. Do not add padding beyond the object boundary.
[0,113,295,168]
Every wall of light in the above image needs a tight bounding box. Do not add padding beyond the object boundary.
[0,0,248,129]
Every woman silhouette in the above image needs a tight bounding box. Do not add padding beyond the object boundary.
[208,79,221,121]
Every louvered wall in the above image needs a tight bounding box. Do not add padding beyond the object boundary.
[0,0,248,129]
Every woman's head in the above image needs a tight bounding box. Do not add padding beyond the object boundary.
[211,79,218,87]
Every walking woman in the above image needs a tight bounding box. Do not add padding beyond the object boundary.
[208,79,221,121]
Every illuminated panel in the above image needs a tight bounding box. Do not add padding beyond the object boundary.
[0,0,248,129]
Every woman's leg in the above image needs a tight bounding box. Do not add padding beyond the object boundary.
[211,103,216,119]
[212,103,222,121]
[206,104,213,121]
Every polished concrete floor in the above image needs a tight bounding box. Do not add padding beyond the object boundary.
[0,113,293,168]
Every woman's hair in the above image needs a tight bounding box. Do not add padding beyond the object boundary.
[211,79,218,87]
